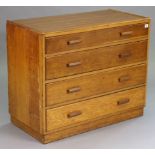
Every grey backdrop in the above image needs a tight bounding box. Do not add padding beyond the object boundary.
[0,6,155,148]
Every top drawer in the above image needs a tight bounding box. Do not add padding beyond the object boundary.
[45,23,148,54]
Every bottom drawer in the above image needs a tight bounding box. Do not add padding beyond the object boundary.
[46,86,145,132]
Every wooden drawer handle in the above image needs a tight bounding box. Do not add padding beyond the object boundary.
[67,61,81,67]
[119,51,131,58]
[67,39,81,45]
[117,98,130,105]
[120,31,133,36]
[118,75,130,82]
[67,86,81,94]
[67,110,82,118]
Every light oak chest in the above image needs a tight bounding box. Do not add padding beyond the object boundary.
[7,9,150,143]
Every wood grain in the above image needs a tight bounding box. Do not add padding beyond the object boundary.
[11,107,144,143]
[46,40,147,80]
[44,107,143,143]
[46,86,145,131]
[46,64,146,106]
[45,23,148,54]
[13,9,149,36]
[7,9,150,143]
[7,21,43,133]
[45,36,148,57]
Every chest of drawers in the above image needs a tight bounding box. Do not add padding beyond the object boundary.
[7,9,150,143]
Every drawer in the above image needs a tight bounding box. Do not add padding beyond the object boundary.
[46,86,145,131]
[46,41,147,80]
[45,23,148,54]
[46,64,146,106]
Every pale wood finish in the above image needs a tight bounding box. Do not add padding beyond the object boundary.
[45,23,148,54]
[13,9,149,36]
[46,64,146,106]
[7,9,150,143]
[46,40,147,80]
[12,107,143,143]
[11,116,44,142]
[45,84,145,109]
[7,21,44,133]
[45,36,148,57]
[46,87,145,131]
[44,107,143,143]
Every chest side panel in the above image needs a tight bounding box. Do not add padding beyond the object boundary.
[7,21,44,133]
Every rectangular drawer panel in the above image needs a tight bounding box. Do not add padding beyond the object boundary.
[45,23,148,54]
[46,86,145,131]
[46,64,146,106]
[46,41,147,80]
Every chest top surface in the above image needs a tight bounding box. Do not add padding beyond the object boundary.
[10,9,149,36]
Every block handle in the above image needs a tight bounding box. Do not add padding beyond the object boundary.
[120,31,133,36]
[67,61,81,67]
[67,86,81,94]
[119,51,131,59]
[118,75,130,83]
[67,110,82,118]
[117,98,130,105]
[67,39,82,45]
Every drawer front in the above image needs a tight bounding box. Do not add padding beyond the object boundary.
[45,23,148,54]
[46,86,145,131]
[46,64,146,106]
[46,41,147,80]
